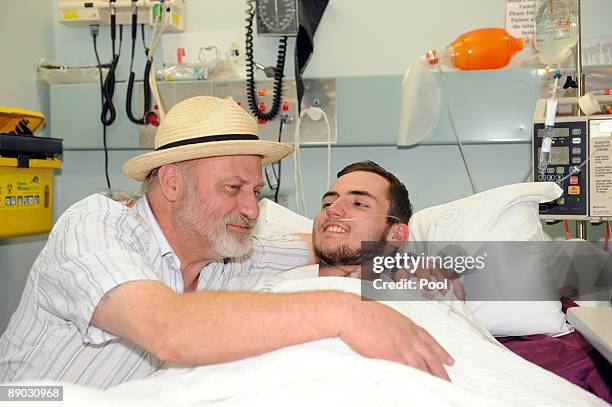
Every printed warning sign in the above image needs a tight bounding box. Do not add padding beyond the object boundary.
[590,120,612,217]
[505,0,535,39]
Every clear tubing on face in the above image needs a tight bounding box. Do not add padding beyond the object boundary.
[336,215,401,222]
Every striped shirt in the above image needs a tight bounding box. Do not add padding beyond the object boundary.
[0,194,309,389]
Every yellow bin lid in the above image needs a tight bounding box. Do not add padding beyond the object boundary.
[0,157,61,169]
[0,107,45,134]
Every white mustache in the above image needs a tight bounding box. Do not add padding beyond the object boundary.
[225,215,256,229]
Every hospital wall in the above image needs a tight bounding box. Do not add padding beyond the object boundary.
[0,0,56,333]
[0,0,610,333]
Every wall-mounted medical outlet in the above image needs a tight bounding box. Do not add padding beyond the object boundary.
[137,78,337,148]
[58,0,184,32]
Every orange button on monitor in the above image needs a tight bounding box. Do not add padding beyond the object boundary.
[568,186,580,195]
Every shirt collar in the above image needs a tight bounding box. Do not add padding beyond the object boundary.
[134,195,174,258]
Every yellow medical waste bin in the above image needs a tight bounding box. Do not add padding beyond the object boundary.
[0,157,61,238]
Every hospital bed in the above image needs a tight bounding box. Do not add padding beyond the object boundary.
[6,182,612,406]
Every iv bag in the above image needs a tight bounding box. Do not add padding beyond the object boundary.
[534,0,579,65]
[397,57,440,146]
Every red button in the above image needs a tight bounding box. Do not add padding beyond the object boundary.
[570,176,578,185]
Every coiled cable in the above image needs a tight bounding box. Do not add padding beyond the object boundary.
[245,0,288,121]
[126,13,152,124]
[100,9,122,126]
[91,25,112,189]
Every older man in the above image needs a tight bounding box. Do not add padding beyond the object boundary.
[0,97,452,389]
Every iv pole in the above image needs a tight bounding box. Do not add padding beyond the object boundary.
[575,0,587,240]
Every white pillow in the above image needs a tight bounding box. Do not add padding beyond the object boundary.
[254,199,313,235]
[408,182,572,337]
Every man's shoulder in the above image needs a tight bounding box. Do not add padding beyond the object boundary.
[58,193,139,222]
[246,234,310,264]
[252,234,306,245]
[63,193,130,214]
[51,193,150,244]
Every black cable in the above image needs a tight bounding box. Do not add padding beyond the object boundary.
[129,12,138,72]
[101,122,111,189]
[264,166,274,189]
[274,120,284,203]
[141,23,147,50]
[245,3,288,121]
[126,9,151,124]
[263,120,284,203]
[92,27,112,189]
[100,22,123,126]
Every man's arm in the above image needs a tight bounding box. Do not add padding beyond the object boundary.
[92,280,454,380]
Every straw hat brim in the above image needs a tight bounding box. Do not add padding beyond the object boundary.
[123,140,294,182]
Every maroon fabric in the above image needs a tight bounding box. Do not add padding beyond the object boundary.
[497,299,611,403]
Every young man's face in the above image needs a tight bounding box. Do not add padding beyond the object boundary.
[313,171,395,266]
[174,155,264,258]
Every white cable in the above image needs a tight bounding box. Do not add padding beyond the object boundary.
[437,65,478,194]
[557,147,604,184]
[539,73,561,177]
[298,117,307,215]
[294,108,323,215]
[523,162,534,182]
[321,109,332,190]
[304,107,332,189]
[293,112,305,215]
[293,107,333,216]
[147,6,169,120]
[337,215,401,222]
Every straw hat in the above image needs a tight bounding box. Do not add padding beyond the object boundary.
[123,96,294,181]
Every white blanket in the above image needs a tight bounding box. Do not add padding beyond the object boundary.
[10,276,608,407]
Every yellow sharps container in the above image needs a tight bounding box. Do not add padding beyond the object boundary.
[0,107,62,238]
[0,157,61,238]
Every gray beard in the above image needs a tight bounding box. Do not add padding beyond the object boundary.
[175,191,254,259]
[207,224,253,258]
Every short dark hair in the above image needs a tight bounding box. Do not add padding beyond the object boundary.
[337,161,412,224]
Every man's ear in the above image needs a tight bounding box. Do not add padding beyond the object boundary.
[387,223,409,242]
[157,164,182,202]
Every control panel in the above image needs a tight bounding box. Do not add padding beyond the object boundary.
[533,118,588,219]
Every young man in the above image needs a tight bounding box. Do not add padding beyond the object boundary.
[229,160,462,380]
[0,97,452,389]
[313,161,411,278]
[313,161,464,301]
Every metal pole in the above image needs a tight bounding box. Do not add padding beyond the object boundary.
[576,0,584,110]
[575,0,588,240]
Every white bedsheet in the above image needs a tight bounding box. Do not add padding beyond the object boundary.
[9,276,608,407]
